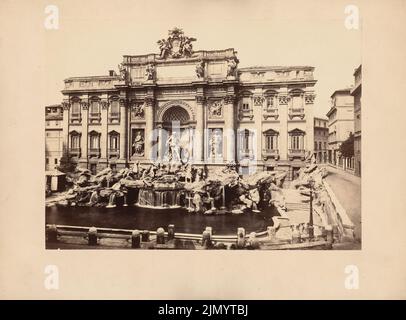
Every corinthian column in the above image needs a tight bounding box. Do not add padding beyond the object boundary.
[194,95,205,164]
[100,100,109,160]
[224,95,236,163]
[61,101,70,155]
[119,98,127,162]
[79,101,89,165]
[144,97,154,162]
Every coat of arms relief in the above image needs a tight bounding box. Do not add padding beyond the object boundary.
[157,27,197,59]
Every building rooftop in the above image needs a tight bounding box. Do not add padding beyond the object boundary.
[353,64,362,76]
[239,65,314,72]
[330,87,352,98]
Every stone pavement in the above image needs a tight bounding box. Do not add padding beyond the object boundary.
[325,166,361,242]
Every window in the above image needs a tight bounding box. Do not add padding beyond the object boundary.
[263,129,278,151]
[90,100,100,114]
[239,129,254,156]
[267,96,274,109]
[314,142,318,150]
[70,132,80,149]
[324,142,327,149]
[241,96,251,111]
[54,158,58,164]
[109,132,119,150]
[89,132,100,149]
[89,100,101,123]
[109,100,120,122]
[319,142,322,150]
[55,121,59,126]
[266,135,277,150]
[46,158,49,164]
[291,136,301,149]
[71,102,80,116]
[243,130,250,151]
[289,129,305,150]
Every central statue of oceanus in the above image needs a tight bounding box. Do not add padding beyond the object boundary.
[165,131,192,163]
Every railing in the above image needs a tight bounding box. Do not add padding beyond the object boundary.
[89,113,101,123]
[288,149,305,159]
[69,148,81,157]
[238,108,254,120]
[288,108,305,120]
[88,148,101,156]
[108,149,119,157]
[70,113,81,123]
[263,108,279,120]
[262,149,279,160]
[45,223,333,250]
[109,113,120,124]
[239,149,254,159]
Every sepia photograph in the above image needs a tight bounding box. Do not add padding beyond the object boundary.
[43,1,362,250]
[2,0,406,302]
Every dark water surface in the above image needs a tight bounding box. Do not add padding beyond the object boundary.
[46,205,279,235]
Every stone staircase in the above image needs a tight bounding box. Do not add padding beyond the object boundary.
[285,202,310,211]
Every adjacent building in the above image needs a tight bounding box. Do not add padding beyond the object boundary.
[350,65,362,176]
[58,28,316,179]
[326,88,354,168]
[45,105,64,170]
[314,117,328,163]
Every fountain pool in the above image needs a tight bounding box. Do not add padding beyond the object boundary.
[45,205,279,235]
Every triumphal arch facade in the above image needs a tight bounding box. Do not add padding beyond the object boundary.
[61,28,317,178]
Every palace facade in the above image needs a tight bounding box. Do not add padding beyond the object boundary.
[326,88,354,167]
[45,104,63,171]
[351,65,362,177]
[60,28,316,179]
[314,117,329,163]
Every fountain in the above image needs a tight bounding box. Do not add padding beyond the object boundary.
[106,192,117,208]
[136,174,184,209]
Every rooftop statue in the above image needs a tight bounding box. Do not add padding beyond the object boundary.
[118,63,128,82]
[226,56,239,77]
[157,27,196,59]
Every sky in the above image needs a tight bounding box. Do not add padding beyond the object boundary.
[38,0,362,118]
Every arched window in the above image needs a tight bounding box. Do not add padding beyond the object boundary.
[288,128,305,150]
[238,129,254,158]
[263,129,279,150]
[109,131,120,151]
[89,131,100,150]
[70,98,81,123]
[109,99,120,123]
[70,131,81,149]
[89,99,101,123]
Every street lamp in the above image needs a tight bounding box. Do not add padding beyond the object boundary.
[308,176,315,240]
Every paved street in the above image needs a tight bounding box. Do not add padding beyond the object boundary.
[324,166,361,242]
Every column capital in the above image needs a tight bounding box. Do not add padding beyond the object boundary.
[253,96,265,106]
[100,100,109,109]
[62,102,70,110]
[144,96,155,107]
[195,95,206,104]
[118,99,126,108]
[224,95,237,105]
[80,101,89,110]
